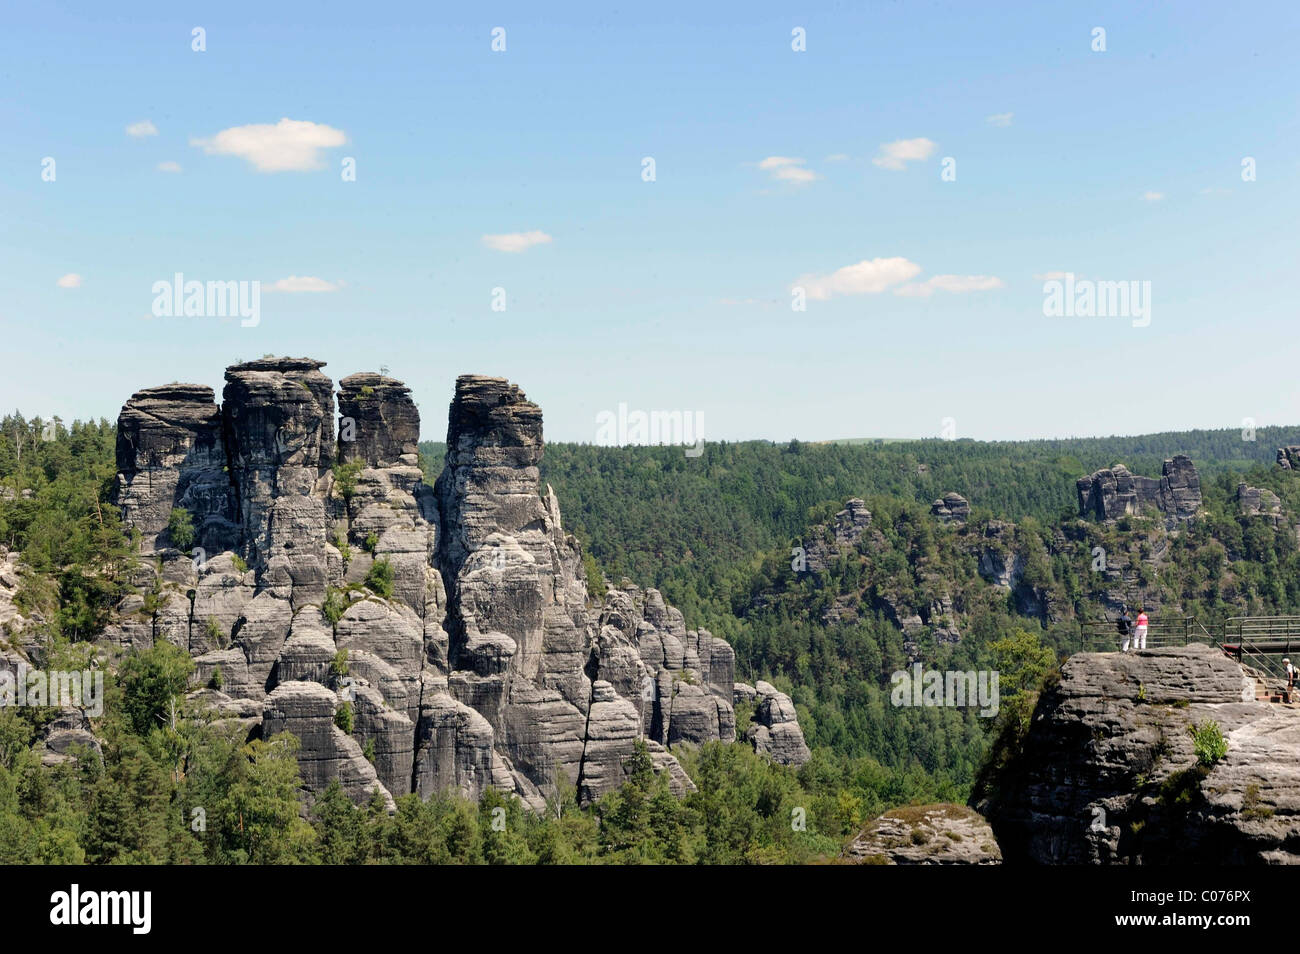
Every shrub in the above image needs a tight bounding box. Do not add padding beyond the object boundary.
[1191,720,1227,767]
[363,532,379,554]
[332,459,364,503]
[231,553,249,574]
[331,649,350,679]
[334,701,354,734]
[167,507,196,552]
[323,587,349,628]
[209,665,223,690]
[365,558,394,599]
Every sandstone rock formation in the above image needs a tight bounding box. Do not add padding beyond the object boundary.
[930,492,970,525]
[1278,447,1300,470]
[0,549,30,642]
[106,358,789,811]
[981,644,1300,864]
[1237,482,1282,524]
[1076,455,1201,527]
[734,681,811,765]
[844,804,1002,864]
[802,498,873,573]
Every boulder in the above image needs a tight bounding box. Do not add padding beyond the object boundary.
[845,804,1002,864]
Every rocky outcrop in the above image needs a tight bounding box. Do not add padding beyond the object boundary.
[735,681,810,766]
[981,645,1300,864]
[1278,447,1300,470]
[0,549,30,641]
[1076,455,1201,527]
[844,804,1001,864]
[114,383,239,553]
[803,498,872,573]
[337,374,420,468]
[1237,483,1282,523]
[106,359,784,812]
[930,492,969,525]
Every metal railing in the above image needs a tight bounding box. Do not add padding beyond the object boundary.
[1078,616,1208,653]
[1078,615,1300,684]
[1221,617,1300,681]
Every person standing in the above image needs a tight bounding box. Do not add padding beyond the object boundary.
[1135,608,1149,651]
[1117,608,1134,653]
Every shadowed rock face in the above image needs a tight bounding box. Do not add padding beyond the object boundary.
[106,359,799,811]
[114,383,239,553]
[337,373,420,468]
[1076,454,1202,527]
[981,645,1300,865]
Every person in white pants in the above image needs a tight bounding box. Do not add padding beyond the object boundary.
[1134,609,1148,650]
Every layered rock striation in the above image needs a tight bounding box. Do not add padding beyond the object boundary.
[108,359,804,811]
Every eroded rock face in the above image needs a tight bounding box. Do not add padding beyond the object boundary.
[803,498,873,573]
[114,384,239,553]
[1237,483,1282,524]
[735,681,811,766]
[338,373,420,468]
[1076,455,1202,527]
[982,645,1300,865]
[107,360,784,811]
[845,804,1002,865]
[930,492,970,525]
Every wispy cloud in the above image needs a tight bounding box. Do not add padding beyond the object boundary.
[871,138,936,171]
[1141,191,1165,202]
[1034,271,1075,281]
[126,120,158,138]
[794,257,922,300]
[56,273,82,288]
[190,118,347,172]
[265,276,342,293]
[482,230,553,253]
[895,274,1005,297]
[825,153,850,162]
[757,156,819,184]
[985,112,1014,128]
[156,161,182,173]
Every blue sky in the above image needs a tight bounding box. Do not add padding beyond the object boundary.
[2,1,1297,443]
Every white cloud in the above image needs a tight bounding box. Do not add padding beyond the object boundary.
[156,161,182,173]
[895,274,1005,297]
[986,112,1014,127]
[871,138,937,171]
[795,257,922,300]
[190,118,347,172]
[126,120,158,138]
[56,273,82,288]
[482,230,553,253]
[757,156,819,184]
[265,276,342,293]
[1141,191,1165,201]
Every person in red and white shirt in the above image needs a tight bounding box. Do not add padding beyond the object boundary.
[1134,609,1148,650]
